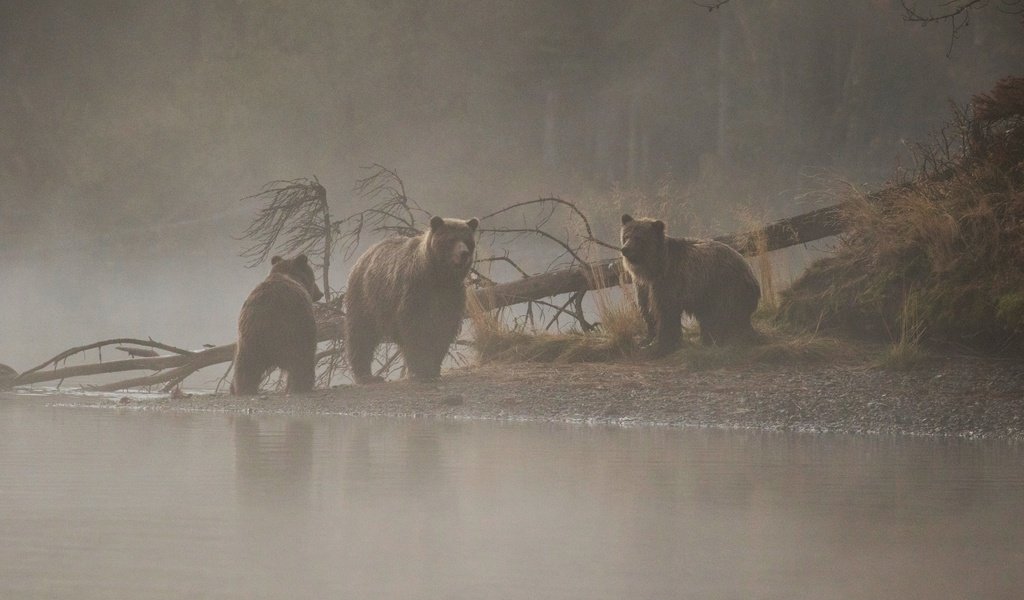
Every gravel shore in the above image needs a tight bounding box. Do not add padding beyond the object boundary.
[10,352,1024,439]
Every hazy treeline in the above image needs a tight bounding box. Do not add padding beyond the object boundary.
[3,1,1022,242]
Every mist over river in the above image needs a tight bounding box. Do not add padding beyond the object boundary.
[2,398,1022,599]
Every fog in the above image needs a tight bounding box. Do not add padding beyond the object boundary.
[2,1,1022,370]
[3,404,1023,598]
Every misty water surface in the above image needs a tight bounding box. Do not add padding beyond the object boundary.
[1,398,1022,599]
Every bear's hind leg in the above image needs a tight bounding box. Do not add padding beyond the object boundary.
[399,342,438,382]
[232,350,267,395]
[699,308,750,346]
[284,349,316,394]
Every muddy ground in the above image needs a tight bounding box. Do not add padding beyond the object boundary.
[10,352,1024,439]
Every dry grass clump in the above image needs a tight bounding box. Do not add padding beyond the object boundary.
[469,282,645,364]
[673,323,856,371]
[876,292,930,370]
[474,313,858,369]
[734,206,782,311]
[471,279,858,369]
[778,77,1024,353]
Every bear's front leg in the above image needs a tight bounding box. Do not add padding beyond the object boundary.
[646,297,683,358]
[635,281,657,347]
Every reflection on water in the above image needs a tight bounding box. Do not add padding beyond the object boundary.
[1,399,1022,599]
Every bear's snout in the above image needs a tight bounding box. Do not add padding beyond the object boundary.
[621,245,639,261]
[451,241,472,266]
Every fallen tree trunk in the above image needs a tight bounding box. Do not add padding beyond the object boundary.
[713,203,844,256]
[13,354,199,386]
[471,202,845,311]
[7,202,844,391]
[473,259,622,311]
[89,345,236,392]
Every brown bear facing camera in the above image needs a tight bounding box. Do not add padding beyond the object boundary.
[620,214,760,355]
[345,216,478,384]
[232,254,324,395]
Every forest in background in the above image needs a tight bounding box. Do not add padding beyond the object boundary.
[3,2,1022,241]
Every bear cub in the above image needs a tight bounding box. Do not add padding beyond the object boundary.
[232,254,324,395]
[620,214,760,355]
[345,216,478,384]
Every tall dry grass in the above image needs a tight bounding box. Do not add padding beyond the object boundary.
[733,206,782,312]
[468,267,646,364]
[878,288,929,370]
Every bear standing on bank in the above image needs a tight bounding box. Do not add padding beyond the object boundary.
[345,216,478,384]
[232,254,324,395]
[620,214,760,355]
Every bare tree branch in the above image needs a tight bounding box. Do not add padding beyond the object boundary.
[19,338,195,379]
[901,0,1023,56]
[693,0,730,10]
[479,197,617,252]
[336,164,431,257]
[238,176,335,300]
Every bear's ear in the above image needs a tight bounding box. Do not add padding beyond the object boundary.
[653,220,666,236]
[294,254,308,265]
[466,218,479,231]
[621,214,633,225]
[430,215,445,231]
[271,255,283,265]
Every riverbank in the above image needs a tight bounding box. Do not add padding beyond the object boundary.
[7,349,1023,439]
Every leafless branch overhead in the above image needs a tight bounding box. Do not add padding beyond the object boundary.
[901,0,1024,56]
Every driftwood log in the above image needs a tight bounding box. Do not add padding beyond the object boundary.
[7,203,843,391]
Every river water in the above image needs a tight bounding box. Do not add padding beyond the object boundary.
[1,398,1022,599]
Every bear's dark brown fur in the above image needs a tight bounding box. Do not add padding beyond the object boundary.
[232,254,324,395]
[620,214,760,355]
[345,216,478,383]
